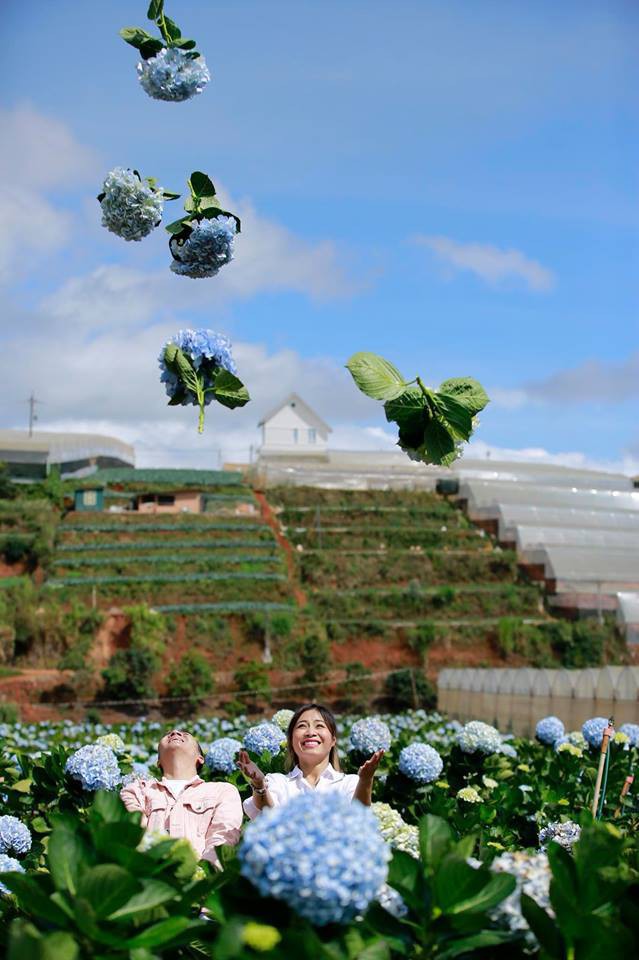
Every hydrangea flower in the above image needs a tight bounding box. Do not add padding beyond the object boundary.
[398,743,443,783]
[490,851,551,942]
[535,716,565,746]
[271,709,294,731]
[457,786,482,803]
[0,854,24,895]
[99,168,164,241]
[394,823,419,859]
[243,723,283,758]
[137,47,210,101]
[65,744,122,791]
[499,742,518,759]
[538,820,581,852]
[377,884,408,918]
[170,216,236,278]
[0,817,31,856]
[239,792,390,925]
[456,721,503,756]
[205,737,242,775]
[555,740,583,758]
[241,923,282,952]
[581,717,614,749]
[372,802,406,843]
[619,723,639,747]
[96,733,126,753]
[349,718,391,755]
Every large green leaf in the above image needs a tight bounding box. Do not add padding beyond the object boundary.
[76,865,140,919]
[8,922,79,960]
[212,370,250,410]
[431,391,474,441]
[437,931,516,960]
[418,815,453,872]
[384,388,426,448]
[1,873,69,926]
[346,352,408,401]
[520,893,563,958]
[434,855,515,915]
[438,377,489,416]
[189,171,217,198]
[420,417,458,466]
[387,849,425,913]
[163,16,182,40]
[108,879,178,919]
[126,917,201,949]
[91,789,131,824]
[147,0,164,20]
[119,27,155,48]
[48,821,92,895]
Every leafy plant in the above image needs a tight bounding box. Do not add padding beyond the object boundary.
[101,648,159,703]
[346,352,489,466]
[166,650,214,714]
[120,0,202,61]
[384,669,436,711]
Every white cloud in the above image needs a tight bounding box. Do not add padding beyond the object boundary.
[467,438,639,477]
[0,189,72,284]
[525,352,639,404]
[415,235,555,292]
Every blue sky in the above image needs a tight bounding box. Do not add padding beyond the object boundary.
[0,0,637,469]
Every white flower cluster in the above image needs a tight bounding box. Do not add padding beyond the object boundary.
[456,720,504,756]
[490,850,552,942]
[372,802,419,859]
[538,820,581,853]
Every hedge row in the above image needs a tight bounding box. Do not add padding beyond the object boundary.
[61,520,266,532]
[53,553,282,570]
[56,538,276,554]
[46,571,287,587]
[154,601,296,614]
[286,526,486,550]
[46,577,291,605]
[58,527,276,546]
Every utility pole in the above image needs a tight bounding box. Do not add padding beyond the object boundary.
[27,392,43,437]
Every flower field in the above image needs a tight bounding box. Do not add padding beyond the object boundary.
[1,709,637,958]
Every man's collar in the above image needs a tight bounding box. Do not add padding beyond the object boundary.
[159,775,203,788]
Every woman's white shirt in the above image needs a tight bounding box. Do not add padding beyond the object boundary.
[243,764,359,820]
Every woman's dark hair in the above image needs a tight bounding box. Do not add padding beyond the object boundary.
[286,703,341,771]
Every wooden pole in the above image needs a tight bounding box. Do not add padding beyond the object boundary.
[591,720,614,818]
[614,774,634,819]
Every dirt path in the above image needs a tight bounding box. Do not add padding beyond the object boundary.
[254,490,307,607]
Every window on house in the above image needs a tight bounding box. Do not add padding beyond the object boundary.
[308,428,316,443]
[83,490,97,506]
[158,495,175,506]
[292,429,299,444]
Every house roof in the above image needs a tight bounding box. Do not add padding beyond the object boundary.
[258,393,332,433]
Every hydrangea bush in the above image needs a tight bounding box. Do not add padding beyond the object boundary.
[349,717,391,754]
[239,792,390,925]
[538,820,581,852]
[205,737,242,775]
[159,328,249,433]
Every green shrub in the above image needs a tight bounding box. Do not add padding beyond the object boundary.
[101,647,159,702]
[167,651,214,713]
[495,616,523,658]
[298,630,331,698]
[384,668,436,710]
[125,604,168,656]
[406,620,436,663]
[234,660,272,708]
[0,699,18,722]
[558,619,608,668]
[341,660,373,712]
[0,462,16,499]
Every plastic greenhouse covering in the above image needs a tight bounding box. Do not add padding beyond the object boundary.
[452,460,631,491]
[494,504,639,540]
[525,546,639,591]
[460,479,639,517]
[617,592,639,644]
[514,525,639,552]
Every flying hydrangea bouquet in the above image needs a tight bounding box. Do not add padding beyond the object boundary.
[166,172,241,278]
[98,167,180,241]
[159,329,250,433]
[120,0,210,102]
[346,352,489,466]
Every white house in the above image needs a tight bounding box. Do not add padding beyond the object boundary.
[257,394,331,458]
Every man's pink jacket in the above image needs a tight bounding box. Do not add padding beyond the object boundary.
[120,776,243,865]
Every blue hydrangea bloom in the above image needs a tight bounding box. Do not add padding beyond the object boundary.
[0,817,31,856]
[349,718,391,754]
[170,216,236,278]
[65,744,122,791]
[398,742,443,784]
[239,792,390,925]
[499,743,518,759]
[99,167,164,241]
[159,329,238,407]
[205,737,242,774]
[581,717,614,749]
[243,723,283,758]
[619,723,639,747]
[535,716,565,746]
[0,854,24,895]
[137,47,210,101]
[456,720,503,756]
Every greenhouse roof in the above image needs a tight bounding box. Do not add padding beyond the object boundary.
[75,468,244,488]
[495,504,639,539]
[514,524,639,552]
[617,592,639,626]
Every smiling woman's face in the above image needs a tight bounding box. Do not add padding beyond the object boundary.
[290,709,336,767]
[157,729,203,770]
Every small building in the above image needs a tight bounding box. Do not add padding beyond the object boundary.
[0,430,134,481]
[135,491,203,514]
[258,394,331,459]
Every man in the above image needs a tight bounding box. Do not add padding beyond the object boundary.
[121,728,242,867]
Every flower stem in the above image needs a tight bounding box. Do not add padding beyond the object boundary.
[415,376,429,398]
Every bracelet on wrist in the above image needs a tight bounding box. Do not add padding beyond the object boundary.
[253,786,266,796]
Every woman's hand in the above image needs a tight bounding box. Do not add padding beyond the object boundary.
[236,749,266,791]
[357,749,384,784]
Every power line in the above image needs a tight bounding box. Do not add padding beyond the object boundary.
[26,392,44,437]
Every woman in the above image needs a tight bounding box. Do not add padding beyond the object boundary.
[238,703,383,819]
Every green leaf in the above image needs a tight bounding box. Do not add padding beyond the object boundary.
[8,922,79,960]
[163,16,181,40]
[76,865,140,919]
[437,931,516,960]
[438,377,489,416]
[434,854,515,915]
[421,417,458,465]
[418,814,453,872]
[1,873,69,926]
[163,345,199,395]
[147,0,164,20]
[346,352,409,401]
[387,849,424,913]
[10,778,32,793]
[189,171,217,198]
[212,370,250,410]
[119,27,154,49]
[165,217,192,235]
[430,391,474,441]
[172,38,196,50]
[108,879,178,919]
[161,190,181,200]
[139,38,165,60]
[48,822,91,894]
[384,388,427,448]
[126,917,199,949]
[520,893,564,958]
[91,789,131,824]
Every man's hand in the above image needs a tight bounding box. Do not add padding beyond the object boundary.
[236,749,266,791]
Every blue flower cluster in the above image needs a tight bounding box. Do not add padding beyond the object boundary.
[456,720,503,756]
[349,718,391,755]
[535,716,565,746]
[170,216,236,278]
[65,744,122,791]
[398,742,443,783]
[0,854,24,895]
[243,723,283,758]
[205,737,242,775]
[137,47,210,101]
[100,167,164,241]
[0,817,31,856]
[619,723,639,747]
[538,820,581,852]
[159,329,238,406]
[239,792,390,925]
[581,717,614,749]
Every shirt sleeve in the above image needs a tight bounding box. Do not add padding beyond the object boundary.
[120,779,147,814]
[339,773,360,802]
[242,773,287,820]
[202,783,244,861]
